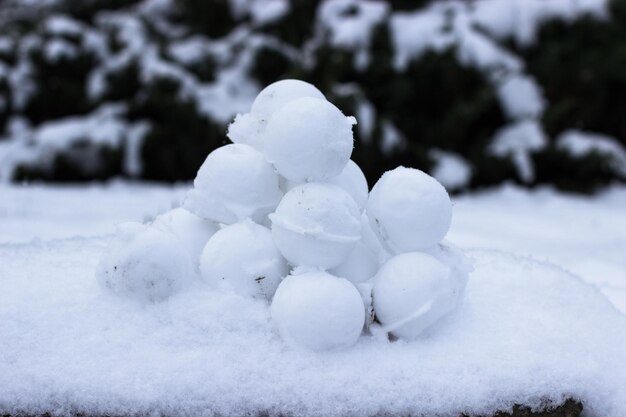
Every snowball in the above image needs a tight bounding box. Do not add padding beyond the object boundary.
[372,251,466,340]
[152,207,218,266]
[251,79,326,122]
[282,160,369,210]
[227,112,264,147]
[262,97,356,183]
[367,166,452,253]
[330,240,379,284]
[96,223,195,303]
[184,144,283,224]
[327,159,369,210]
[270,183,361,269]
[199,219,289,300]
[271,270,365,351]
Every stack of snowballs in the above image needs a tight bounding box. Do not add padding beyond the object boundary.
[96,80,470,351]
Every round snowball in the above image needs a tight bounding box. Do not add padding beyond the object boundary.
[184,144,283,224]
[271,271,365,350]
[327,160,369,210]
[283,160,369,211]
[96,223,195,302]
[372,252,464,340]
[152,207,219,266]
[262,97,355,183]
[366,167,452,253]
[251,79,326,122]
[270,183,361,269]
[330,240,379,284]
[200,219,289,300]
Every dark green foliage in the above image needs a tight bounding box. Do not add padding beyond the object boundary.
[0,76,11,135]
[13,142,123,181]
[508,0,626,191]
[0,0,624,190]
[22,41,97,124]
[517,1,626,143]
[99,59,142,103]
[170,0,236,39]
[534,147,622,193]
[59,0,141,23]
[257,0,321,47]
[127,76,224,181]
[249,46,295,87]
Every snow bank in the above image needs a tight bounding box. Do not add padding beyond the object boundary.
[1,238,625,416]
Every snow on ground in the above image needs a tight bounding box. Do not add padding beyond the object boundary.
[0,182,187,243]
[449,184,626,313]
[1,182,626,416]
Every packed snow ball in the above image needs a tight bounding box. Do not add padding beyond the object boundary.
[151,207,218,268]
[184,143,283,225]
[270,183,362,269]
[367,166,453,253]
[330,240,380,284]
[200,219,289,300]
[96,223,195,302]
[283,159,369,211]
[228,79,326,148]
[262,97,356,183]
[271,270,365,351]
[251,79,326,122]
[373,251,467,340]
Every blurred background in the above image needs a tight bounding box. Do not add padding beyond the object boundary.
[0,0,625,193]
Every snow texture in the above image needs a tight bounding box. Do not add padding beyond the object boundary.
[556,130,626,177]
[1,235,625,416]
[489,120,547,182]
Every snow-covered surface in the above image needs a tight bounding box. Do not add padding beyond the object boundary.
[1,183,626,415]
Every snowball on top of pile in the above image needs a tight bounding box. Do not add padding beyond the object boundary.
[96,223,195,303]
[271,270,365,351]
[283,159,369,211]
[151,207,218,266]
[184,143,283,225]
[372,251,468,340]
[199,219,289,300]
[251,79,326,122]
[270,182,362,269]
[367,166,452,253]
[262,97,356,183]
[228,79,326,147]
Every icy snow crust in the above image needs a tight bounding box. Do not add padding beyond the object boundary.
[1,238,626,416]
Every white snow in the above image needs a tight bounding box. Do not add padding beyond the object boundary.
[429,149,472,191]
[0,182,626,414]
[472,0,609,47]
[389,6,450,71]
[489,120,547,182]
[317,0,389,68]
[556,130,626,177]
[497,74,546,120]
[1,229,625,416]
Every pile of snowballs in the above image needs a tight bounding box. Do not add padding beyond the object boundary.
[96,80,470,351]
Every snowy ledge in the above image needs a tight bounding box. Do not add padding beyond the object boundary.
[1,238,625,417]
